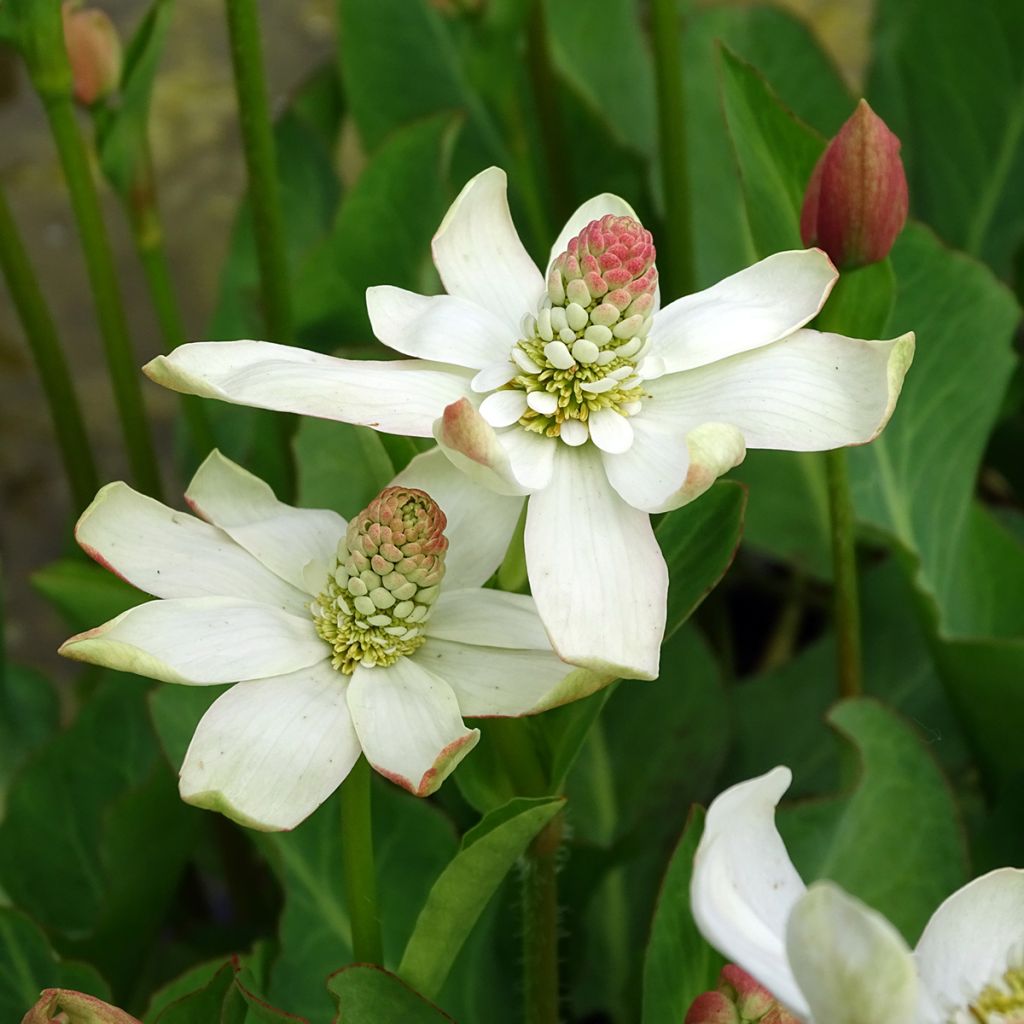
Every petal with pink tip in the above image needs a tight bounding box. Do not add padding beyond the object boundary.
[145,340,472,438]
[432,398,529,496]
[431,167,544,334]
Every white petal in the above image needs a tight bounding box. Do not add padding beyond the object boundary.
[501,428,557,491]
[651,249,837,374]
[527,390,559,415]
[547,193,660,313]
[431,167,544,334]
[915,868,1024,1022]
[347,658,479,796]
[559,419,589,446]
[366,286,516,370]
[524,445,667,680]
[59,597,326,685]
[186,450,345,594]
[416,638,611,717]
[587,408,634,454]
[179,662,359,831]
[390,448,525,589]
[472,361,517,393]
[145,341,473,438]
[432,398,539,496]
[691,767,808,1016]
[426,588,551,649]
[646,329,915,451]
[75,482,309,615]
[787,883,918,1024]
[602,417,745,514]
[480,389,529,427]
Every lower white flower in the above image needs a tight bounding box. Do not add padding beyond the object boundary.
[692,767,1024,1024]
[59,449,608,831]
[143,167,914,682]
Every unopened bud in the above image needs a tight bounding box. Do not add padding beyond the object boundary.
[684,965,800,1024]
[22,989,140,1024]
[61,3,122,106]
[800,99,908,269]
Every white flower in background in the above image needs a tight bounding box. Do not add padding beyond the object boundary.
[59,449,607,831]
[144,167,914,681]
[692,767,1024,1024]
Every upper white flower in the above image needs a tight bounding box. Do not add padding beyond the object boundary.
[692,767,1024,1024]
[59,448,607,831]
[144,167,914,682]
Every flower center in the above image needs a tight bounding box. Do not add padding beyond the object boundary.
[482,214,658,447]
[956,965,1024,1024]
[311,487,447,674]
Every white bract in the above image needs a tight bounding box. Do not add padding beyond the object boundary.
[59,449,607,831]
[692,767,1024,1024]
[144,167,914,681]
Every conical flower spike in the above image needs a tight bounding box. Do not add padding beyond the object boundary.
[800,99,908,269]
[22,989,141,1024]
[61,2,122,106]
[686,965,801,1024]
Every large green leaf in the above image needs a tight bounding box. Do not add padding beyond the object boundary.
[640,807,721,1024]
[780,699,967,943]
[0,908,110,1021]
[32,558,147,632]
[867,0,1024,276]
[398,797,563,999]
[0,665,58,817]
[327,965,453,1023]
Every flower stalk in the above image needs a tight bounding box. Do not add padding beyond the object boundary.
[522,811,564,1024]
[0,183,99,510]
[339,755,383,964]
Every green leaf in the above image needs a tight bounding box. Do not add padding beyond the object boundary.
[641,807,722,1024]
[144,959,228,1023]
[399,797,563,998]
[0,908,110,1021]
[148,684,225,771]
[293,419,395,516]
[0,665,58,816]
[151,961,237,1024]
[780,699,968,943]
[94,0,174,196]
[657,480,747,639]
[32,558,147,632]
[867,0,1024,275]
[328,965,454,1023]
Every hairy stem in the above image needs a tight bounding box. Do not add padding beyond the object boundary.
[522,812,564,1024]
[339,756,383,964]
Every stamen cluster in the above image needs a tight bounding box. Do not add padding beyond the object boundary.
[960,965,1024,1024]
[313,487,447,674]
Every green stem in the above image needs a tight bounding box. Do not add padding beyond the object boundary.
[650,0,695,298]
[0,183,99,510]
[224,0,294,344]
[42,93,162,497]
[126,159,217,456]
[339,756,383,964]
[825,447,861,698]
[522,812,563,1024]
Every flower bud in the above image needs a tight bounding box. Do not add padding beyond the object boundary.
[22,989,140,1024]
[61,3,122,106]
[685,965,800,1024]
[800,99,908,269]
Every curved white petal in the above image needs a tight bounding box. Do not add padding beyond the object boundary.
[787,883,918,1024]
[426,588,551,649]
[179,661,359,831]
[59,597,325,685]
[651,249,837,374]
[186,450,345,594]
[588,408,634,454]
[416,637,611,717]
[145,341,473,438]
[481,389,529,427]
[75,482,309,615]
[524,445,667,680]
[646,329,915,451]
[472,361,517,393]
[347,658,479,796]
[691,767,808,1017]
[390,448,525,589]
[431,167,544,334]
[501,428,557,492]
[366,286,516,370]
[602,418,745,514]
[915,868,1024,1024]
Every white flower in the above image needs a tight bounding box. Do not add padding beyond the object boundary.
[144,168,914,681]
[692,767,1024,1024]
[59,449,608,831]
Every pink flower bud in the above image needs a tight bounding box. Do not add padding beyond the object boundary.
[22,989,141,1024]
[800,99,908,269]
[684,965,801,1024]
[61,3,122,106]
